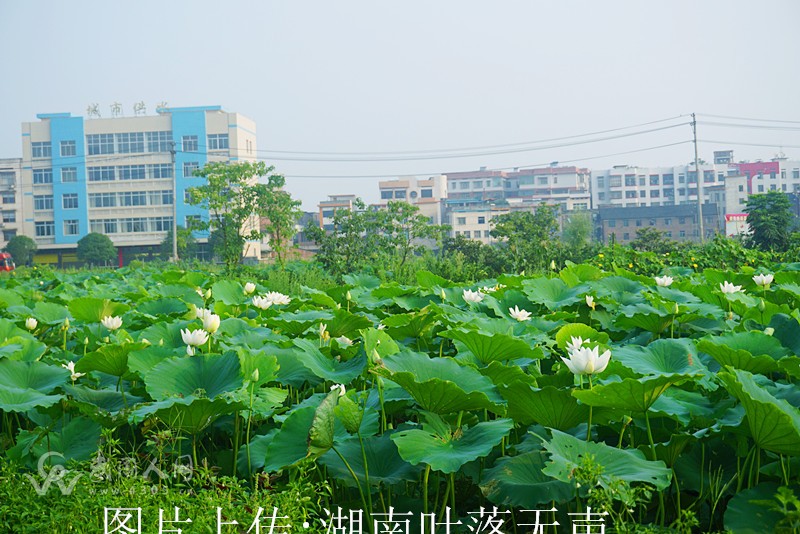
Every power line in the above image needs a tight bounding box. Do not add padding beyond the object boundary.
[697,113,800,125]
[699,140,800,150]
[257,115,689,155]
[698,121,800,132]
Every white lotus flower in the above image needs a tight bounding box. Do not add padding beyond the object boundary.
[61,361,85,381]
[463,289,484,303]
[585,295,596,310]
[330,384,346,397]
[481,286,496,293]
[264,291,291,306]
[181,328,209,348]
[508,306,531,322]
[101,316,123,331]
[719,281,744,294]
[753,273,774,287]
[25,317,38,330]
[377,323,386,330]
[561,345,611,376]
[244,282,256,295]
[195,307,213,321]
[196,288,204,297]
[566,336,587,354]
[252,295,273,310]
[335,335,353,346]
[203,313,221,334]
[654,276,674,287]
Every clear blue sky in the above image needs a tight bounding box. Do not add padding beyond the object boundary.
[1,0,798,209]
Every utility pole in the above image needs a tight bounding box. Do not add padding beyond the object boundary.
[170,141,179,262]
[692,113,705,243]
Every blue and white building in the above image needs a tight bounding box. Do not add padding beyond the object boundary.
[20,106,257,264]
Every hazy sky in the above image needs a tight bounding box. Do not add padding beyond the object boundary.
[1,1,799,209]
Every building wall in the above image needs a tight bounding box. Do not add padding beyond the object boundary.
[0,158,22,249]
[377,175,447,225]
[599,204,720,244]
[19,107,256,258]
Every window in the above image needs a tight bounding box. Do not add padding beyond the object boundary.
[64,219,79,236]
[2,210,16,223]
[150,216,173,232]
[770,172,777,179]
[610,191,622,200]
[473,181,482,189]
[380,191,392,199]
[89,193,117,208]
[636,219,642,227]
[651,190,660,198]
[33,168,53,184]
[538,176,548,185]
[679,217,686,224]
[464,231,471,238]
[679,230,686,238]
[793,169,800,179]
[649,218,656,226]
[623,233,630,240]
[87,134,114,155]
[34,195,54,210]
[625,175,636,186]
[321,209,334,218]
[598,192,605,200]
[119,191,147,206]
[457,217,466,225]
[88,166,115,181]
[664,218,671,226]
[625,191,637,198]
[118,165,146,180]
[738,185,744,192]
[649,175,660,186]
[678,174,685,184]
[663,174,674,185]
[478,216,486,224]
[62,193,78,209]
[35,221,55,237]
[1,192,14,204]
[758,185,764,192]
[704,171,714,183]
[459,181,469,190]
[421,189,433,198]
[639,176,646,186]
[663,188,674,197]
[150,164,173,179]
[61,167,77,182]
[121,217,148,233]
[149,190,172,205]
[394,190,406,199]
[185,215,201,229]
[597,177,605,188]
[183,162,199,177]
[147,131,173,153]
[90,219,118,234]
[608,220,616,228]
[207,134,229,150]
[32,142,51,158]
[60,141,76,157]
[116,132,144,153]
[609,176,622,187]
[182,135,198,152]
[639,191,646,198]
[771,184,777,191]
[519,176,534,186]
[623,219,629,227]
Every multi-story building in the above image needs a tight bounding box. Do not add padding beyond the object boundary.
[377,175,447,225]
[507,166,591,210]
[597,203,720,244]
[0,158,22,249]
[317,194,358,231]
[20,106,256,265]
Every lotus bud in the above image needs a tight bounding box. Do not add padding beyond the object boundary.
[158,339,164,346]
[204,289,212,300]
[84,337,90,345]
[346,290,352,301]
[550,260,557,270]
[63,318,70,329]
[25,317,38,330]
[440,288,446,300]
[764,327,775,336]
[673,303,680,315]
[244,282,256,295]
[758,299,766,312]
[251,369,260,383]
[727,311,734,321]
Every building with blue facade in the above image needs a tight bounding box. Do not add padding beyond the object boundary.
[19,106,257,265]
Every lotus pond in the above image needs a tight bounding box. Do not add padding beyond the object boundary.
[1,263,799,533]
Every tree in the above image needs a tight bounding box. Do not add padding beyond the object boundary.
[561,211,593,249]
[77,233,116,266]
[746,191,795,252]
[490,205,559,272]
[188,161,299,272]
[159,226,197,260]
[376,201,449,269]
[629,227,675,254]
[3,235,37,266]
[255,174,302,266]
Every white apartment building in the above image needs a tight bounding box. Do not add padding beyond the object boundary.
[19,106,256,265]
[0,158,22,249]
[377,175,447,225]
